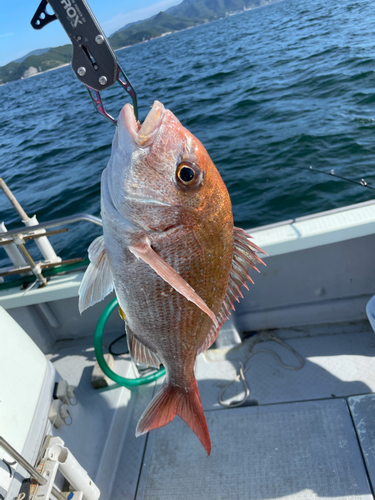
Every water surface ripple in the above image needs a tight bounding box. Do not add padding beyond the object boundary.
[1,0,375,264]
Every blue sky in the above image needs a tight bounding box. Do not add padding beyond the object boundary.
[0,0,180,66]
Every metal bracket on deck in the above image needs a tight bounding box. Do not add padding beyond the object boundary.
[0,437,65,500]
[0,436,99,500]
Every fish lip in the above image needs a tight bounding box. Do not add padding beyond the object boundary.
[122,103,140,145]
[122,101,165,148]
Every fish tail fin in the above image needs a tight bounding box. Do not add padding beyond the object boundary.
[136,378,211,455]
[176,377,211,455]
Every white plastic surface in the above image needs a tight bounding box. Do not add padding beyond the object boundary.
[251,201,375,257]
[0,306,47,458]
[0,272,83,309]
[47,437,100,500]
[23,215,61,263]
[0,222,28,268]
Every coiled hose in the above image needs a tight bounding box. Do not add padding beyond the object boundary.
[94,297,166,387]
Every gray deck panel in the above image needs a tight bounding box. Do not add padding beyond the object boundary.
[48,337,151,499]
[136,399,372,500]
[198,329,375,409]
[48,325,375,500]
[49,342,133,482]
[110,383,157,500]
[349,394,375,492]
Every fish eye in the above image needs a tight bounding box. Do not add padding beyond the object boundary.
[179,166,195,183]
[176,161,204,190]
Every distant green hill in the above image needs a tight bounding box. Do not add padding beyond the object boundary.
[0,11,197,85]
[0,0,275,85]
[14,47,52,63]
[166,0,266,19]
[0,45,72,85]
[109,11,200,50]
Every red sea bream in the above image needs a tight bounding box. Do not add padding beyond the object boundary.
[78,101,265,455]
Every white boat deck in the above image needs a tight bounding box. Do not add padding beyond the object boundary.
[2,199,375,499]
[48,319,375,500]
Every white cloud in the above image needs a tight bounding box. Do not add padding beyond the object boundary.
[0,33,14,38]
[102,0,181,36]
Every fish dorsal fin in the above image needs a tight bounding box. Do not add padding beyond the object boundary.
[126,324,162,369]
[129,240,219,329]
[197,227,266,354]
[78,235,114,314]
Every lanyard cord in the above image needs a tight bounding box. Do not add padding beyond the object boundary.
[218,333,304,408]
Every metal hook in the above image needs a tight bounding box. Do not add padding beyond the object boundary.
[86,64,138,126]
[86,87,116,125]
[117,65,138,122]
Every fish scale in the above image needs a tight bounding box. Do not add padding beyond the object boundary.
[125,233,213,364]
[79,100,265,455]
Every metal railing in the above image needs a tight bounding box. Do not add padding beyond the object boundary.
[0,436,66,500]
[0,177,102,286]
[0,214,102,239]
[0,214,102,285]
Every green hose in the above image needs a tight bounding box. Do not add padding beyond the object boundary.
[94,297,166,387]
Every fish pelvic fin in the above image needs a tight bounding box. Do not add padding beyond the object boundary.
[78,235,113,314]
[197,227,266,354]
[136,377,211,455]
[126,324,161,369]
[129,240,219,329]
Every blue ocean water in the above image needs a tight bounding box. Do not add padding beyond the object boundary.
[1,0,375,266]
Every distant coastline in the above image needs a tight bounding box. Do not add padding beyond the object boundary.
[20,63,70,80]
[0,0,278,86]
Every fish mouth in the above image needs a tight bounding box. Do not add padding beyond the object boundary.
[122,100,165,148]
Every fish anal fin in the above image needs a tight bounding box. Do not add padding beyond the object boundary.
[129,240,218,328]
[126,325,161,369]
[78,235,113,314]
[136,377,211,455]
[197,227,266,355]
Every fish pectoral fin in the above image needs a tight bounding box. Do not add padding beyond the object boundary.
[126,325,161,369]
[129,241,219,328]
[78,235,114,314]
[197,227,266,355]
